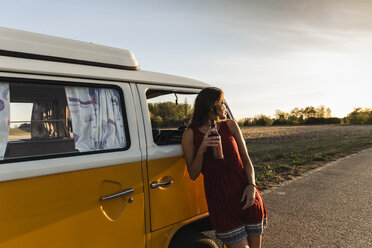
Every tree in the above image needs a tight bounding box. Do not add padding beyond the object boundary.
[325,107,332,118]
[346,108,372,124]
[148,101,193,128]
[315,105,325,118]
[304,106,316,118]
[290,108,301,118]
[275,110,288,120]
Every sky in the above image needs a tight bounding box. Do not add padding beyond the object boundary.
[1,0,371,120]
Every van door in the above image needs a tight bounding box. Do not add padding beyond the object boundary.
[0,78,146,248]
[136,84,208,231]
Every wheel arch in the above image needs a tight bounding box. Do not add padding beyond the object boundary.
[168,216,221,248]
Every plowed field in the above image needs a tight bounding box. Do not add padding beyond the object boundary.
[241,125,372,189]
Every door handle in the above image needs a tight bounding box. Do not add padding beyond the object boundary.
[100,188,134,201]
[150,180,174,189]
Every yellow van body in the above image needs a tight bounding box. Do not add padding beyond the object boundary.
[0,27,222,248]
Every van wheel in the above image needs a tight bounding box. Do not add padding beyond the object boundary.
[170,230,219,248]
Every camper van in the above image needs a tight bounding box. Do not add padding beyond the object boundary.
[0,27,234,248]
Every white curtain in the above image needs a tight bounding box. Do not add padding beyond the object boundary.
[65,87,126,152]
[0,83,10,159]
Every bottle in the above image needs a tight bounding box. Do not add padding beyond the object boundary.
[208,120,224,160]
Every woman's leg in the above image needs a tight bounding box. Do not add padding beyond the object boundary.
[247,235,262,248]
[226,238,249,248]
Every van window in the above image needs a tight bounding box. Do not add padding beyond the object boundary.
[0,81,128,161]
[146,90,197,146]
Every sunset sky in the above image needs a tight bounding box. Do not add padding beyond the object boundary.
[1,0,371,120]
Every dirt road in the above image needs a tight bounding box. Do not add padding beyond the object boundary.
[261,148,372,247]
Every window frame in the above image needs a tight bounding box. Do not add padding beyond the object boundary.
[146,89,197,146]
[138,84,201,150]
[0,77,131,164]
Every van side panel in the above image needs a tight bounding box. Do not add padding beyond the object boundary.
[147,155,208,231]
[0,162,146,248]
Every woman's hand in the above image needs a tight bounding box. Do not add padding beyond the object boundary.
[241,184,256,210]
[199,132,220,154]
[182,128,221,181]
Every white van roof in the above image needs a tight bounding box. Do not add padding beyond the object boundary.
[0,27,210,89]
[0,26,139,70]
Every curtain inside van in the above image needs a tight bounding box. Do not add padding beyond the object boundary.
[0,83,10,159]
[65,87,126,152]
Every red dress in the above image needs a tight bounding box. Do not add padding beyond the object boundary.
[193,121,267,234]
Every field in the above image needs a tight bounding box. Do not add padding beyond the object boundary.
[241,124,372,189]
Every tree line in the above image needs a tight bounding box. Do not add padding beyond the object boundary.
[238,106,372,126]
[148,101,192,128]
[147,101,371,128]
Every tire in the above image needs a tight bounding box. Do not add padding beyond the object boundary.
[170,230,219,248]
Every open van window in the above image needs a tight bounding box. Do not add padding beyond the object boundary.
[146,90,197,146]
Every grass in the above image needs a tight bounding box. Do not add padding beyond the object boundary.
[8,128,31,140]
[9,127,30,135]
[241,125,372,190]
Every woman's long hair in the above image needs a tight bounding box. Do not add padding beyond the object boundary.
[189,87,224,128]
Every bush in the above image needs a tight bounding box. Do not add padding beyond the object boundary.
[238,117,254,126]
[253,115,273,126]
[19,123,31,132]
[304,117,341,125]
[272,119,288,126]
[346,108,372,124]
[238,115,273,126]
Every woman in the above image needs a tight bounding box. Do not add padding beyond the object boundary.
[182,87,267,248]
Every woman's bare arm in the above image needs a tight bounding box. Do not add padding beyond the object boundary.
[227,119,255,184]
[182,128,204,180]
[182,128,219,180]
[227,119,256,209]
